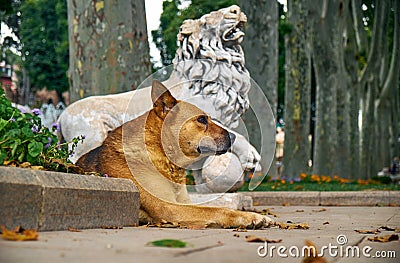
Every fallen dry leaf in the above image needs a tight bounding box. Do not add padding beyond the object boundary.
[312,208,327,212]
[68,228,82,232]
[19,162,31,168]
[233,233,240,238]
[3,160,18,167]
[101,226,123,229]
[1,226,38,241]
[296,209,305,212]
[367,234,399,242]
[322,222,329,225]
[245,235,282,243]
[274,222,310,230]
[31,165,45,170]
[355,229,381,234]
[233,228,247,232]
[379,226,396,231]
[302,240,328,263]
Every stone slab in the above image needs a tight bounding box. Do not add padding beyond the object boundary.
[0,166,140,231]
[189,193,253,210]
[320,191,390,206]
[388,190,400,205]
[0,168,42,230]
[243,191,320,206]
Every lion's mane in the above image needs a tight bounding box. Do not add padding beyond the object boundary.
[172,5,251,129]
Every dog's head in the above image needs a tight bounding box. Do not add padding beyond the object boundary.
[150,80,235,166]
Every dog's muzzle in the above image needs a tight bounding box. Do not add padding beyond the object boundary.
[197,132,236,155]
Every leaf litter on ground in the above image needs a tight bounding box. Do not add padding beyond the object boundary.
[273,221,310,230]
[1,226,38,241]
[354,229,381,234]
[245,235,282,243]
[367,234,399,242]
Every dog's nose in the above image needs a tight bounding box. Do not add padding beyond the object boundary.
[229,132,236,144]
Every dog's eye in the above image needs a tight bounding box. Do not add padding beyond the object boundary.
[197,115,208,125]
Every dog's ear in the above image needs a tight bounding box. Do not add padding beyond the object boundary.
[151,80,177,118]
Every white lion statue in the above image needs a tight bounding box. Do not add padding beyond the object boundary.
[58,5,261,193]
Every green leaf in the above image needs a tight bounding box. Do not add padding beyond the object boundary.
[0,151,6,164]
[147,239,187,248]
[11,139,21,157]
[28,141,43,157]
[0,119,8,132]
[6,129,20,139]
[22,126,34,138]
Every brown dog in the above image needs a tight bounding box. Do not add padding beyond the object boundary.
[77,80,272,228]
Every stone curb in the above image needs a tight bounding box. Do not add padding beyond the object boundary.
[244,191,400,206]
[0,167,139,231]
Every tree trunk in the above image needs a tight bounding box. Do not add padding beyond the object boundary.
[67,0,151,103]
[282,0,313,179]
[334,1,351,178]
[344,7,360,178]
[312,0,348,177]
[358,1,395,178]
[240,0,279,176]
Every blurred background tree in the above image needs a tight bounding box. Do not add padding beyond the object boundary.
[1,0,69,105]
[19,0,69,95]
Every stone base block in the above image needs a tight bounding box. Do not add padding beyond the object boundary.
[0,167,139,231]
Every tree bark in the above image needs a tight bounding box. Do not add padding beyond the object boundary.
[282,0,313,179]
[344,7,360,178]
[67,0,151,103]
[240,0,279,176]
[312,0,348,177]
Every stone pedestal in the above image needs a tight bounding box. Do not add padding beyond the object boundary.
[0,167,139,231]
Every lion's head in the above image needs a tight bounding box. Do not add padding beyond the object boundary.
[172,5,251,129]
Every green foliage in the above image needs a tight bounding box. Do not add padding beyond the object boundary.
[239,173,400,191]
[0,89,83,172]
[152,0,237,66]
[370,176,392,185]
[19,0,69,94]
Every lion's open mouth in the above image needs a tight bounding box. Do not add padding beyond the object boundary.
[222,22,245,43]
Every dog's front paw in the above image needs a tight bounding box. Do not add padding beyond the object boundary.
[229,211,273,229]
[244,212,274,229]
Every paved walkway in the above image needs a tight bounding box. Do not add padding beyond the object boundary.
[1,206,399,263]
